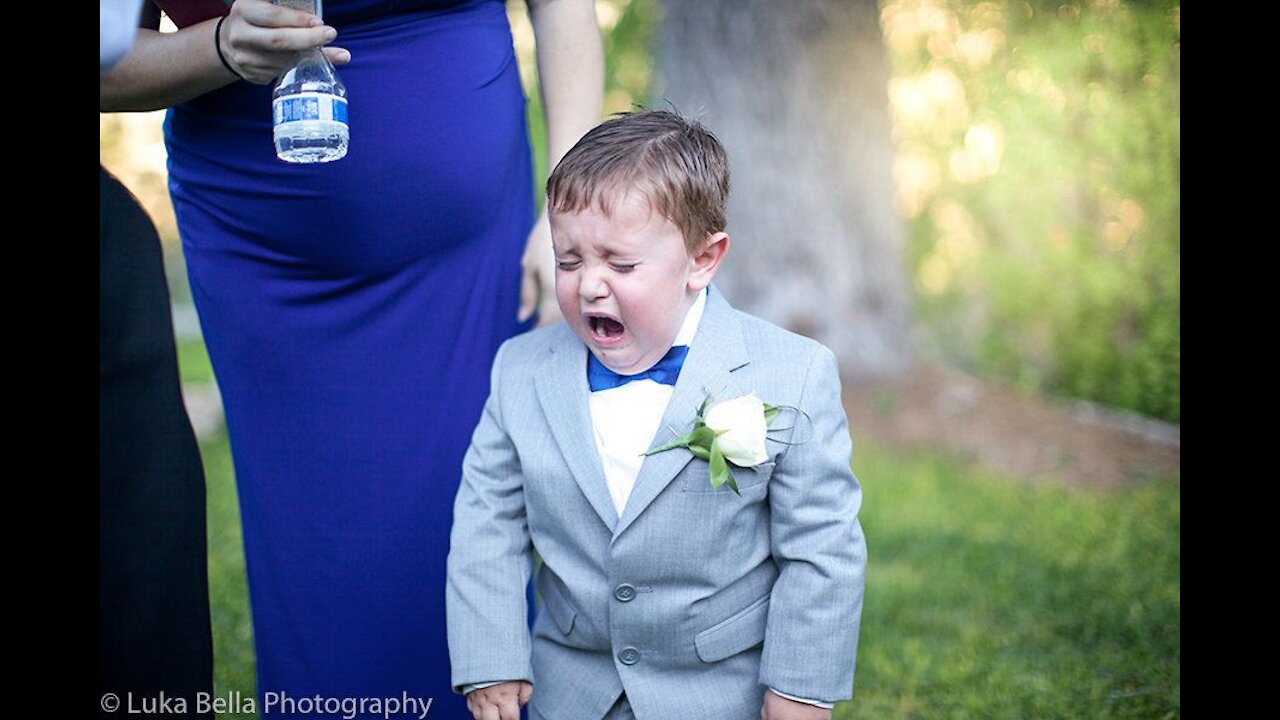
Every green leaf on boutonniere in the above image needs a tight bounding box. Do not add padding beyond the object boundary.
[689,425,715,450]
[645,435,691,455]
[644,425,717,458]
[709,441,730,491]
[722,460,740,494]
[710,441,741,494]
[763,402,780,425]
[688,425,715,461]
[696,394,713,420]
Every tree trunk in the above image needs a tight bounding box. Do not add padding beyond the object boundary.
[659,0,910,379]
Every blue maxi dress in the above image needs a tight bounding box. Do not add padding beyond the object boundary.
[164,1,532,716]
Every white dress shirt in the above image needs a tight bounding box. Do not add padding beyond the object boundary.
[588,289,707,516]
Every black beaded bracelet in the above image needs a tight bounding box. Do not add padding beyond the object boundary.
[215,15,247,82]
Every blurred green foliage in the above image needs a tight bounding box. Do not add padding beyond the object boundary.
[884,0,1179,422]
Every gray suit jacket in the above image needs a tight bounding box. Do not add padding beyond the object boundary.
[446,287,866,720]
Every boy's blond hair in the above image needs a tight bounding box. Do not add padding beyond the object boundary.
[546,109,730,253]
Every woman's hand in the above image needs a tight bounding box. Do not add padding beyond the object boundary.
[520,0,603,326]
[219,0,351,84]
[101,0,355,110]
[518,209,561,326]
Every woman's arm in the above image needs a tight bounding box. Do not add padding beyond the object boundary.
[100,0,349,113]
[528,0,604,171]
[518,0,604,324]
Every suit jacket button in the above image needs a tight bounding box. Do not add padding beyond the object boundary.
[618,647,641,665]
[614,584,637,602]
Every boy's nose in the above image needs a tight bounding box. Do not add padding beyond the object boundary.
[578,266,609,301]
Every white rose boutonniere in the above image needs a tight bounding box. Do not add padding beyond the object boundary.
[645,392,781,494]
[704,394,770,467]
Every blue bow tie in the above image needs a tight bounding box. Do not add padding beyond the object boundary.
[588,345,690,392]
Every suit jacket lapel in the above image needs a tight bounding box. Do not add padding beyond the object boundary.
[535,328,619,531]
[613,287,750,539]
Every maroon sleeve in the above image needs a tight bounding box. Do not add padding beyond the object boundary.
[149,0,231,29]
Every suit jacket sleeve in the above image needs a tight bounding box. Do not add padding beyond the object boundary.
[446,341,535,692]
[759,344,867,702]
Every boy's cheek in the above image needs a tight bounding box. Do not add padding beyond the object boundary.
[553,279,576,319]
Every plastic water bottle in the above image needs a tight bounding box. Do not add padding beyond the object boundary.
[273,47,348,163]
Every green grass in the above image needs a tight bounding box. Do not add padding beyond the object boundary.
[198,428,1179,720]
[178,335,216,385]
[839,445,1180,719]
[201,430,257,718]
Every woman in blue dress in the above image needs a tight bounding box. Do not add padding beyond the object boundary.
[100,1,602,716]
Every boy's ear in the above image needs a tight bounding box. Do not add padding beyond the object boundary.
[688,231,730,292]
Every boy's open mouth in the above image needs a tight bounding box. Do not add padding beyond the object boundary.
[588,314,625,339]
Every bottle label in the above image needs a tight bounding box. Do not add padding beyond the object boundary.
[273,93,349,126]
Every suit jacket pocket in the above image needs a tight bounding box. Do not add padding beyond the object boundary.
[683,461,775,493]
[537,571,577,636]
[694,592,770,662]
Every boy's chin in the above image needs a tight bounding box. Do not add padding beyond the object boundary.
[581,343,630,372]
[585,347,629,373]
